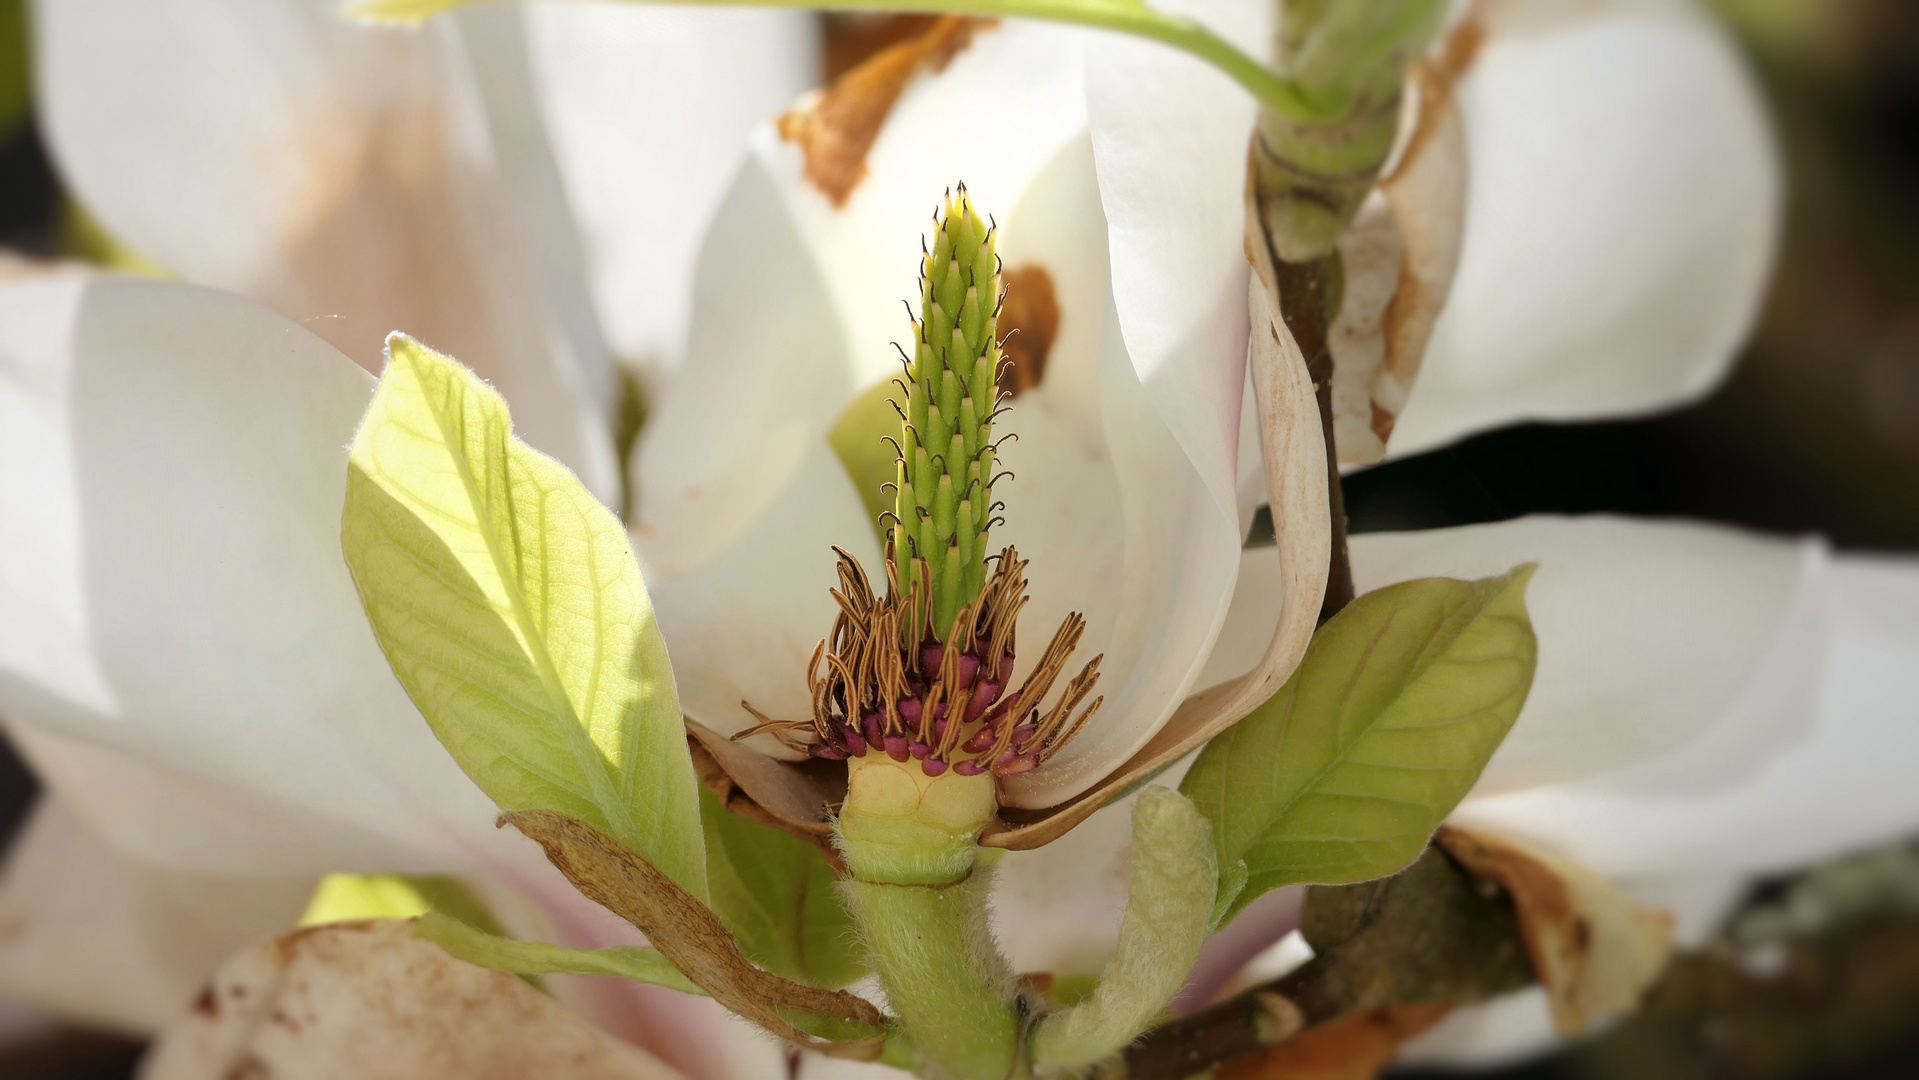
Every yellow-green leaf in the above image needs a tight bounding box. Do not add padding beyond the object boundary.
[701,785,868,991]
[1182,567,1537,924]
[341,334,705,900]
[301,873,506,938]
[414,912,701,995]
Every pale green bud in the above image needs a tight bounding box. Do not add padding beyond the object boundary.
[895,187,1002,641]
[1028,788,1218,1073]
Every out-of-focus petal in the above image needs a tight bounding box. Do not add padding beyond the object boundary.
[1451,551,1919,878]
[1389,0,1779,455]
[32,0,619,502]
[1211,519,1916,1070]
[2,722,433,876]
[1394,986,1557,1071]
[1350,516,1825,795]
[0,274,638,954]
[0,798,314,1036]
[523,4,818,390]
[995,770,1178,978]
[1210,518,1829,803]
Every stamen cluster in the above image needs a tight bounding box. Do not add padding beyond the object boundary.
[743,546,1102,776]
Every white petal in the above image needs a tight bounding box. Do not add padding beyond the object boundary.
[0,274,625,938]
[632,153,866,584]
[646,442,881,752]
[0,798,314,1036]
[3,721,437,876]
[1085,0,1270,525]
[1395,987,1558,1070]
[1350,516,1825,795]
[1390,0,1780,455]
[1451,551,1919,878]
[994,142,1242,809]
[523,4,818,389]
[33,0,620,502]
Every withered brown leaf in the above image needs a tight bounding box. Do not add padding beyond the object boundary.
[501,809,886,1058]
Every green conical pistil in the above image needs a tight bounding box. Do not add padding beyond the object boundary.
[892,186,1003,642]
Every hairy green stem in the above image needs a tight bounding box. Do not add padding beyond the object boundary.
[842,872,1022,1080]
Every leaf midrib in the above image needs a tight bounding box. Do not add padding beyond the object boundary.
[1241,585,1500,864]
[413,363,631,849]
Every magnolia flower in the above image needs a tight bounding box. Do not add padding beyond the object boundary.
[0,0,1907,1076]
[634,0,1780,826]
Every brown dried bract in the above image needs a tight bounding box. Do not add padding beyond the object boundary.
[998,264,1060,396]
[1325,10,1479,463]
[502,809,887,1058]
[1436,825,1674,1035]
[778,16,991,206]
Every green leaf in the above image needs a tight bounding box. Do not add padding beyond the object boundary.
[301,874,507,937]
[701,785,867,990]
[1182,566,1538,924]
[414,912,702,995]
[341,334,706,901]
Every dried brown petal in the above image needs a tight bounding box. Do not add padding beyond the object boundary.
[688,726,841,849]
[1326,17,1476,465]
[143,920,684,1080]
[778,16,990,206]
[1436,825,1674,1034]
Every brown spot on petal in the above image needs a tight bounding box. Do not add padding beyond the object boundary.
[822,14,944,82]
[778,16,991,207]
[998,264,1059,396]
